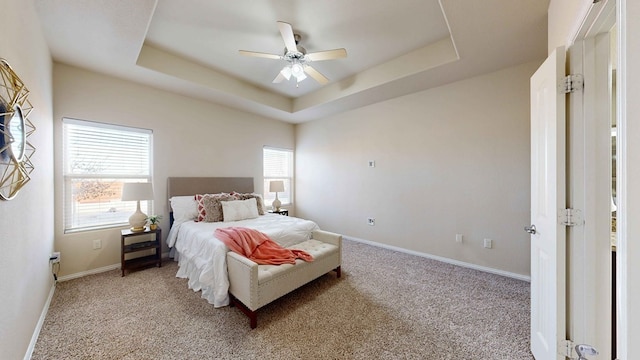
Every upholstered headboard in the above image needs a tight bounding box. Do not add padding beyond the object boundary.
[167,177,255,226]
[167,177,254,201]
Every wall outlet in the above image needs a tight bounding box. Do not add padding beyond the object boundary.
[367,218,375,226]
[455,234,463,243]
[368,160,376,168]
[49,252,60,263]
[483,238,492,249]
[93,239,102,250]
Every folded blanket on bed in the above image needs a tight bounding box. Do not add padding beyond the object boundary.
[215,227,314,265]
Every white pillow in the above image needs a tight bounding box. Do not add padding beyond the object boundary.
[222,198,259,222]
[170,196,198,223]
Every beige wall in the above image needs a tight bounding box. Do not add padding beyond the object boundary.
[0,0,54,358]
[295,61,540,277]
[53,63,294,277]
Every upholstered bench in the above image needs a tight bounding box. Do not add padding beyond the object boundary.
[226,229,342,328]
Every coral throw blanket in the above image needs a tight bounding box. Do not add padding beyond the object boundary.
[215,227,314,265]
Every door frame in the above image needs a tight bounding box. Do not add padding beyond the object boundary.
[565,0,616,358]
[567,30,614,360]
[568,1,638,358]
[614,0,638,358]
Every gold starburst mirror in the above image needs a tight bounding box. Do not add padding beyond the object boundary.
[0,58,35,200]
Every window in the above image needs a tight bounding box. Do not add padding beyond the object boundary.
[263,147,293,207]
[63,118,153,232]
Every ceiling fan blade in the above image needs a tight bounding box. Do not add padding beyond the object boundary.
[305,48,347,62]
[277,21,298,53]
[238,50,281,60]
[303,65,329,85]
[272,72,286,83]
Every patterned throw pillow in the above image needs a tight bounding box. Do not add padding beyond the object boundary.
[202,193,235,222]
[194,194,207,222]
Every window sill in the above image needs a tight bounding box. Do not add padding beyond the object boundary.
[64,222,129,234]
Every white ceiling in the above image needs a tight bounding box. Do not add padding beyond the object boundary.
[34,0,549,123]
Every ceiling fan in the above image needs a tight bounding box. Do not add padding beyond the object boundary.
[239,21,347,86]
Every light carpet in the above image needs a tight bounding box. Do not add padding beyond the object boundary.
[32,239,533,359]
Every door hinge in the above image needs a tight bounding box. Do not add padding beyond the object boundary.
[560,339,575,358]
[560,208,583,226]
[561,74,584,93]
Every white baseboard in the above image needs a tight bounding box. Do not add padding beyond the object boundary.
[344,236,531,282]
[24,282,56,360]
[58,263,121,282]
[58,252,171,282]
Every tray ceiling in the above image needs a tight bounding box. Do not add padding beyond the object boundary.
[34,0,549,123]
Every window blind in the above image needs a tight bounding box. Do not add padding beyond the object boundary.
[263,146,293,206]
[63,118,153,232]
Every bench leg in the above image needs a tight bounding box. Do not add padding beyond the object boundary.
[230,294,258,329]
[249,312,257,329]
[335,266,341,278]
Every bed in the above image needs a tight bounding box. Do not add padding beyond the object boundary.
[166,177,342,327]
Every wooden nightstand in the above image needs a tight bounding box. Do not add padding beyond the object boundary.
[268,209,289,216]
[120,227,161,277]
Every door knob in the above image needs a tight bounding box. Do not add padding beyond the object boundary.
[524,225,537,234]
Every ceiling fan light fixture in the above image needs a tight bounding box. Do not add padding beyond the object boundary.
[239,21,346,86]
[280,66,292,80]
[295,71,307,82]
[291,63,304,76]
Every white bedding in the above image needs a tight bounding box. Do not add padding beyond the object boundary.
[167,213,320,307]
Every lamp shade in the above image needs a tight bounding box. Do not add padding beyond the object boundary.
[121,182,154,201]
[269,180,285,193]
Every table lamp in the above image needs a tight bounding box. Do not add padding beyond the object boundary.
[121,182,154,232]
[269,180,285,211]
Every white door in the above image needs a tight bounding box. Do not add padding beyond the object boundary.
[530,47,566,360]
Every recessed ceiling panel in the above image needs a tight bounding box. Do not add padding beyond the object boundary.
[144,0,451,97]
[34,0,550,123]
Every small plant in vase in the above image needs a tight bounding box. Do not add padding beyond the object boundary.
[146,215,162,230]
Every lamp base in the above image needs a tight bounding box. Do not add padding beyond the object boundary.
[272,197,281,212]
[129,202,148,233]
